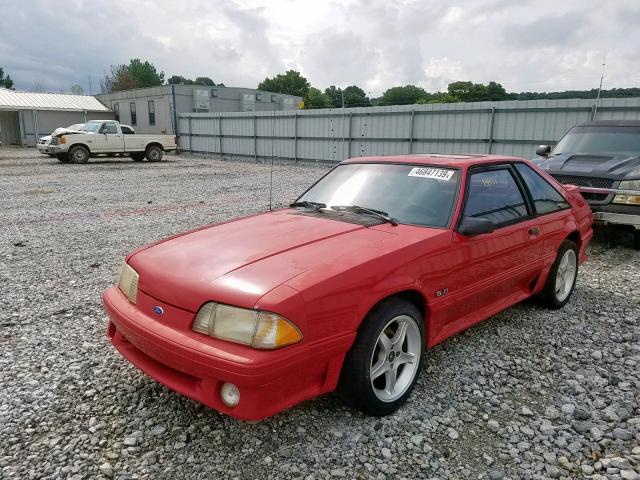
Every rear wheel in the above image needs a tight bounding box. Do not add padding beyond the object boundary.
[339,298,424,416]
[130,152,145,162]
[539,239,579,309]
[68,145,89,164]
[145,145,163,162]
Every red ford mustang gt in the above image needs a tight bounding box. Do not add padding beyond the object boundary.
[103,154,593,420]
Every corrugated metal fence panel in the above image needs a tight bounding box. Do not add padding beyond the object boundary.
[178,98,640,162]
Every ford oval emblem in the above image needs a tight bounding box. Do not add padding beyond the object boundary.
[153,306,164,316]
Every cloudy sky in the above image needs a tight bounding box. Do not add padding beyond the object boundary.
[0,0,638,96]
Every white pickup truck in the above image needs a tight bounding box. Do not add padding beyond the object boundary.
[48,120,177,163]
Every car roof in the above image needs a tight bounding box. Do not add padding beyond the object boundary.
[574,120,640,127]
[340,153,526,168]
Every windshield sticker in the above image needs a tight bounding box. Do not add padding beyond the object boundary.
[408,167,455,181]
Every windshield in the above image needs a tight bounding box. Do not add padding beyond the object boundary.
[297,163,459,228]
[67,124,84,130]
[553,126,640,157]
[80,121,102,133]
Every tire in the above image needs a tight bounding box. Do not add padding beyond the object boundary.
[539,239,579,309]
[47,154,56,158]
[633,230,640,251]
[68,145,89,164]
[55,153,70,163]
[130,152,145,162]
[145,145,163,162]
[338,298,424,416]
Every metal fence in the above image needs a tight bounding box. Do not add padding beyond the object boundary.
[177,97,640,162]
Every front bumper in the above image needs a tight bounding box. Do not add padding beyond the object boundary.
[592,211,640,229]
[37,144,52,154]
[103,287,353,420]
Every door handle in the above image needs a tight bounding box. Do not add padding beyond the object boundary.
[528,227,540,236]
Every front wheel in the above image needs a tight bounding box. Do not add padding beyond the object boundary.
[68,145,90,164]
[633,230,640,251]
[338,298,424,416]
[145,145,163,162]
[539,239,579,309]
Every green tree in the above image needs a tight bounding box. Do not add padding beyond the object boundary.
[343,85,369,107]
[302,87,333,109]
[100,59,164,92]
[0,67,14,89]
[380,85,429,105]
[416,92,460,104]
[194,76,217,86]
[258,70,310,97]
[167,75,193,85]
[324,85,342,107]
[127,58,164,88]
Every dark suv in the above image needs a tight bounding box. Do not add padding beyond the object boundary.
[534,120,640,249]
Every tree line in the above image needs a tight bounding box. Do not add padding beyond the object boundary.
[2,61,639,107]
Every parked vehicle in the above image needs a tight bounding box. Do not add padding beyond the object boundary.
[103,154,593,420]
[37,124,84,156]
[535,120,640,249]
[48,120,176,163]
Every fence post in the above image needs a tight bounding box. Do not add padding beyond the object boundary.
[187,116,192,152]
[409,109,415,154]
[487,107,496,154]
[294,112,298,162]
[346,112,353,160]
[218,115,224,158]
[254,115,258,161]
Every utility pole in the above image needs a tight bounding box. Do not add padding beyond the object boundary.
[88,75,92,95]
[593,55,606,120]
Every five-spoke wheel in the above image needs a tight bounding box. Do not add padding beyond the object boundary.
[339,298,424,416]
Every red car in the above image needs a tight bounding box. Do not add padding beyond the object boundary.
[103,154,593,420]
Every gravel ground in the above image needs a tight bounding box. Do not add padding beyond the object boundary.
[1,149,639,480]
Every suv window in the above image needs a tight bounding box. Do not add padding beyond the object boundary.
[515,163,569,214]
[464,169,528,226]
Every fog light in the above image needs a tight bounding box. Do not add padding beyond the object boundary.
[220,383,240,408]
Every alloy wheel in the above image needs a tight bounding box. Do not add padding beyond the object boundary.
[369,315,421,402]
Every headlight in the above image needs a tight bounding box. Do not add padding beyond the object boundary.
[192,302,302,349]
[613,180,640,205]
[117,263,139,304]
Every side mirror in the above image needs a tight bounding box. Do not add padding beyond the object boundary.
[458,216,495,236]
[536,145,551,157]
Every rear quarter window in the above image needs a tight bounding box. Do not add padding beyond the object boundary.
[515,163,569,215]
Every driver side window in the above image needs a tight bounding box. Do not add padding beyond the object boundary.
[102,122,118,134]
[464,169,529,227]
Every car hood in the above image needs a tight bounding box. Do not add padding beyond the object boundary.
[53,128,88,137]
[128,210,413,312]
[536,153,640,180]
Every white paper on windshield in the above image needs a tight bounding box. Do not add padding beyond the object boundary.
[408,167,454,181]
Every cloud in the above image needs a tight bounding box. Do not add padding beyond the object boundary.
[0,0,638,96]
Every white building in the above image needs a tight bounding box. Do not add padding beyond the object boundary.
[0,88,113,147]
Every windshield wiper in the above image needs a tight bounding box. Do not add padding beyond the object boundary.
[331,205,398,226]
[289,201,327,211]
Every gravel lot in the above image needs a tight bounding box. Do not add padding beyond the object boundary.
[1,148,639,480]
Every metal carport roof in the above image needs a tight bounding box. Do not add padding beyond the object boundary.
[0,88,110,112]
